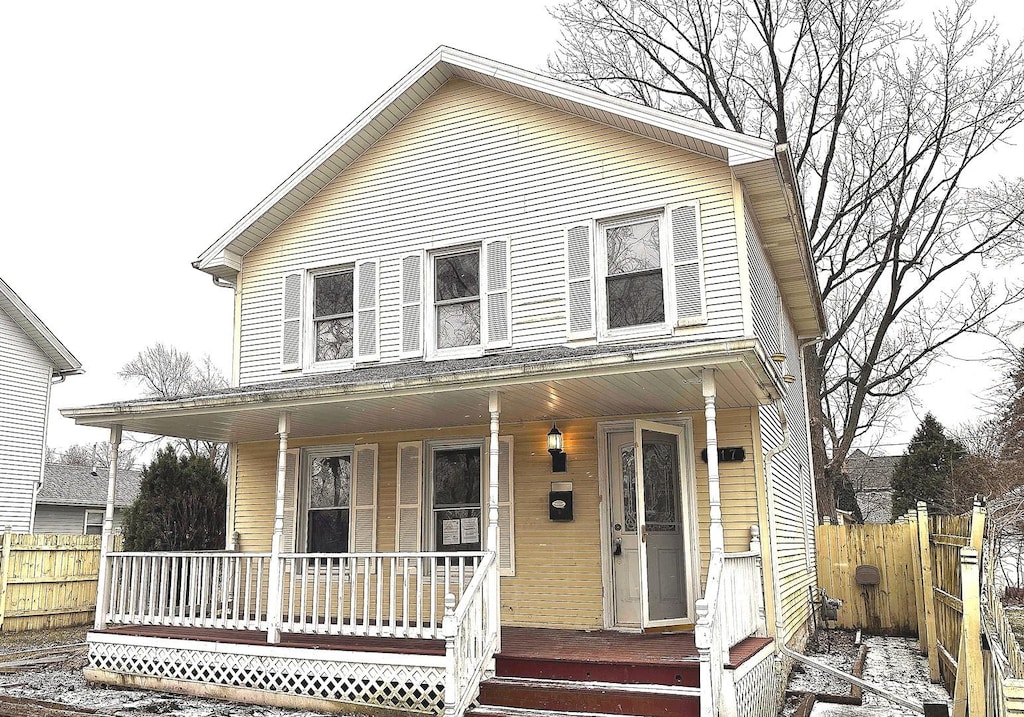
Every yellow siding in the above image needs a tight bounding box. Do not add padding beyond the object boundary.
[236,77,745,384]
[234,410,758,630]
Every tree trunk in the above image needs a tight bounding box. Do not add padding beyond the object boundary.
[804,343,837,520]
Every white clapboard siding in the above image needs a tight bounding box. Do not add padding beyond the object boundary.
[746,202,782,358]
[0,305,53,533]
[759,305,815,642]
[236,78,746,384]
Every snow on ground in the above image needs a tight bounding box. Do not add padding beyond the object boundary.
[779,630,952,716]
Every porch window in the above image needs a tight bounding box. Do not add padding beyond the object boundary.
[431,249,481,353]
[428,445,482,552]
[312,268,355,363]
[601,214,666,331]
[84,509,103,535]
[306,451,352,553]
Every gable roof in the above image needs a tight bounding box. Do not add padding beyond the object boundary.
[0,276,82,375]
[37,463,142,508]
[846,449,900,492]
[193,46,824,336]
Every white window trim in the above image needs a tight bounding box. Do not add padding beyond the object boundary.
[424,438,487,552]
[84,509,104,535]
[297,444,355,553]
[595,210,675,341]
[425,246,486,361]
[304,265,356,373]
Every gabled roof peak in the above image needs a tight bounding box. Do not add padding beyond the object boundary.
[0,276,82,375]
[193,46,777,280]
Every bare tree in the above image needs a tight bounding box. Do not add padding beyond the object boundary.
[550,0,1024,516]
[46,442,138,471]
[119,343,229,475]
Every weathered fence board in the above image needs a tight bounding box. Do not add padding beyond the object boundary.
[815,521,921,634]
[0,532,107,633]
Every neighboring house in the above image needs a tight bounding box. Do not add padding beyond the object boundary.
[33,463,142,535]
[847,449,899,523]
[63,47,825,717]
[0,277,82,533]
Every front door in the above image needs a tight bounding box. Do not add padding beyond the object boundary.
[608,421,693,628]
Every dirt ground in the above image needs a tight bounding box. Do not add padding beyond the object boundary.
[0,627,338,717]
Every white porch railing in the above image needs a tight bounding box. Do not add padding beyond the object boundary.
[278,551,485,639]
[695,529,767,717]
[103,552,272,630]
[442,550,498,717]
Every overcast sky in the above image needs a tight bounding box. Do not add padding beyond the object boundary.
[2,1,1021,457]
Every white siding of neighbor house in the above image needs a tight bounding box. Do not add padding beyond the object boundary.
[33,505,123,535]
[0,306,52,533]
[235,78,746,384]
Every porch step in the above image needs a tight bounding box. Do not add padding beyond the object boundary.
[466,707,675,717]
[472,676,700,717]
[495,652,700,687]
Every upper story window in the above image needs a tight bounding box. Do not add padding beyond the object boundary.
[313,269,354,362]
[566,202,706,342]
[603,215,665,330]
[434,250,481,351]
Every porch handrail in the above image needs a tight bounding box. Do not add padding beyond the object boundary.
[695,550,726,717]
[101,551,272,631]
[442,550,498,717]
[721,549,766,646]
[277,551,486,640]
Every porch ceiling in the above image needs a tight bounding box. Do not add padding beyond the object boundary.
[62,340,781,443]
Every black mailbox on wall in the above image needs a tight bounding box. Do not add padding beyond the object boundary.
[549,481,573,521]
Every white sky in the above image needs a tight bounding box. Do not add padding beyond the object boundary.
[1,1,1021,457]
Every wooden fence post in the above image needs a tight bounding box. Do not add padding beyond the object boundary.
[918,501,940,682]
[958,547,984,717]
[0,528,10,632]
[909,509,928,653]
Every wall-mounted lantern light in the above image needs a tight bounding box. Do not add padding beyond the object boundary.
[547,423,567,473]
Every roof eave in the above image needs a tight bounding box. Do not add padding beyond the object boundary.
[0,277,83,374]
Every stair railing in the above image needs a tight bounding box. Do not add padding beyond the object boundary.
[695,550,726,717]
[442,550,498,717]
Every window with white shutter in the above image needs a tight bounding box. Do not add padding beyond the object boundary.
[281,273,303,370]
[427,247,483,358]
[354,260,379,361]
[294,444,376,553]
[669,202,706,326]
[566,225,595,340]
[399,253,424,359]
[483,239,511,348]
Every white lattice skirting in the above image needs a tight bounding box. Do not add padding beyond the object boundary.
[87,633,447,714]
[728,642,782,717]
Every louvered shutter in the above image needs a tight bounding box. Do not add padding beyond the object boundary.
[355,260,379,361]
[351,444,378,553]
[281,449,300,552]
[565,225,595,339]
[669,203,706,325]
[484,238,511,348]
[281,273,302,369]
[399,253,424,358]
[496,436,515,577]
[395,441,422,553]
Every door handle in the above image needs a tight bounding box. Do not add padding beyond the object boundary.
[613,537,622,556]
[641,524,647,543]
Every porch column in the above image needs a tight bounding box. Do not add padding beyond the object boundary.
[94,424,122,630]
[702,369,725,553]
[487,391,501,653]
[266,412,290,644]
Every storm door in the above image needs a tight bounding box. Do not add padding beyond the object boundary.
[609,421,693,628]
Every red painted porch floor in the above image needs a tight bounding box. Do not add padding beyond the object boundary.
[93,624,771,670]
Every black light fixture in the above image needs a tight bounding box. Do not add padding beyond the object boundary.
[547,423,567,473]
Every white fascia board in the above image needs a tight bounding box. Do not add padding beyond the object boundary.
[0,276,83,375]
[194,46,776,275]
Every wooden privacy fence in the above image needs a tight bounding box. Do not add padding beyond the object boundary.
[0,531,109,633]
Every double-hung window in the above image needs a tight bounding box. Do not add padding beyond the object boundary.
[312,268,355,363]
[431,249,482,354]
[304,448,352,553]
[427,443,482,552]
[84,510,104,535]
[599,213,668,336]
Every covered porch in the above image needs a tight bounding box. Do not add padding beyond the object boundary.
[65,341,783,716]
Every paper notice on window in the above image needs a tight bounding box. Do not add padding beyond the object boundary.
[442,519,461,546]
[460,517,479,544]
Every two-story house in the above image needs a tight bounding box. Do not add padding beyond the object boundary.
[1,276,82,533]
[63,47,824,717]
